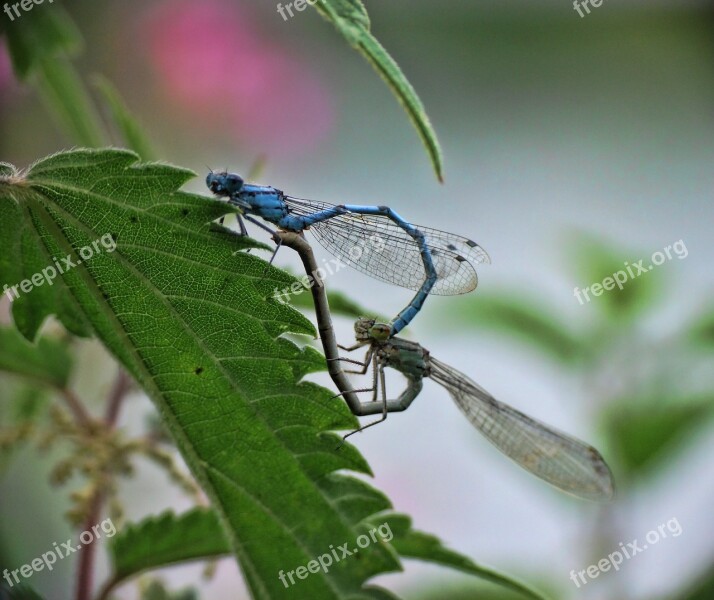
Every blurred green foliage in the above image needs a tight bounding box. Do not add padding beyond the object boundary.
[442,232,714,599]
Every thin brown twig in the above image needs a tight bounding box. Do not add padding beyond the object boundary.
[75,369,132,600]
[61,388,93,427]
[75,490,105,600]
[105,369,132,427]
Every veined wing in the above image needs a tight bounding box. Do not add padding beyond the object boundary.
[429,357,614,501]
[283,195,489,296]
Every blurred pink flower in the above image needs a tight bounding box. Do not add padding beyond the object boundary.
[139,0,334,156]
[0,45,12,92]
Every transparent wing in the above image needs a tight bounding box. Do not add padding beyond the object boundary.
[284,196,489,296]
[429,357,614,501]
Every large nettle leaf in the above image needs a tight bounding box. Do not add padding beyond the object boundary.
[0,149,542,600]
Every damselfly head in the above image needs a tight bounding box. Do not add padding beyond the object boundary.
[369,322,392,342]
[206,172,244,197]
[354,317,376,341]
[354,318,391,342]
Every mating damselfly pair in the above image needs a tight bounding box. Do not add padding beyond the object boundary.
[206,171,489,336]
[207,173,615,502]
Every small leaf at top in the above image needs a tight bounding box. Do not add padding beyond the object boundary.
[312,0,444,181]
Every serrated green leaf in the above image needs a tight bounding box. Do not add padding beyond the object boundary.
[448,292,584,365]
[602,394,714,478]
[312,0,443,181]
[108,508,542,600]
[0,326,72,388]
[1,148,404,600]
[2,149,542,599]
[108,508,231,583]
[93,75,157,161]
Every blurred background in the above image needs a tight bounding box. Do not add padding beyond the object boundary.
[1,1,713,599]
